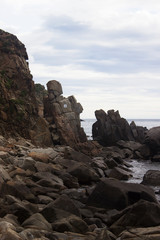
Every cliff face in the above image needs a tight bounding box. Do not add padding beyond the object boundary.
[0,29,52,145]
[0,29,89,149]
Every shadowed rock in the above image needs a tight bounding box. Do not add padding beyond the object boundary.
[92,109,147,146]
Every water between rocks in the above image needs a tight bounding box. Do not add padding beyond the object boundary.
[127,159,160,201]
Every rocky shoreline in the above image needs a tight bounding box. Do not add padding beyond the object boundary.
[0,136,160,239]
[0,29,160,239]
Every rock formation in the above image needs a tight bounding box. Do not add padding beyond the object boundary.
[44,80,87,147]
[0,29,52,146]
[92,109,147,146]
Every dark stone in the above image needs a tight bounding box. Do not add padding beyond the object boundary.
[87,178,157,210]
[69,163,99,184]
[142,170,160,186]
[109,200,160,235]
[145,127,160,154]
[92,109,147,146]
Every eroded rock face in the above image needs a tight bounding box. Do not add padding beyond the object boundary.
[92,109,147,146]
[44,80,87,147]
[0,29,52,146]
[0,29,37,136]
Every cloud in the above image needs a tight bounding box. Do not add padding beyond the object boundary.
[0,0,160,118]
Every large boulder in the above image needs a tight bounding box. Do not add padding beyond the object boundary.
[109,200,160,235]
[145,126,160,154]
[92,109,147,146]
[87,178,157,210]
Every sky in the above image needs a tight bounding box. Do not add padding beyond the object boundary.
[0,0,160,119]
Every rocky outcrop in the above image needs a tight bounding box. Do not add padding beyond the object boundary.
[92,109,147,146]
[0,29,52,146]
[44,80,87,147]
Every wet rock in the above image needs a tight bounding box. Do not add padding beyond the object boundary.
[142,170,160,186]
[87,178,157,210]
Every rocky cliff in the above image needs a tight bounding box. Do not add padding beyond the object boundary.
[0,29,88,150]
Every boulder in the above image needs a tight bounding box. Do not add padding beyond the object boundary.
[52,194,81,216]
[52,215,89,234]
[109,200,160,235]
[47,80,63,99]
[108,166,132,180]
[141,170,160,186]
[0,180,35,202]
[69,163,99,184]
[87,178,157,210]
[22,213,52,231]
[145,126,160,154]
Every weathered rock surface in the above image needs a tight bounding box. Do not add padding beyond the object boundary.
[0,29,52,146]
[44,80,87,148]
[109,200,160,235]
[87,178,157,210]
[92,109,147,146]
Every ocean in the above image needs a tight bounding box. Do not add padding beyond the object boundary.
[81,119,160,139]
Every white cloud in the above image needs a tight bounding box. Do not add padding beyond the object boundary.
[0,0,160,118]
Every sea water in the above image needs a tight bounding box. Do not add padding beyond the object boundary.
[81,119,160,199]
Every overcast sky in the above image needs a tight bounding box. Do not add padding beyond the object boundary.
[1,0,160,119]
